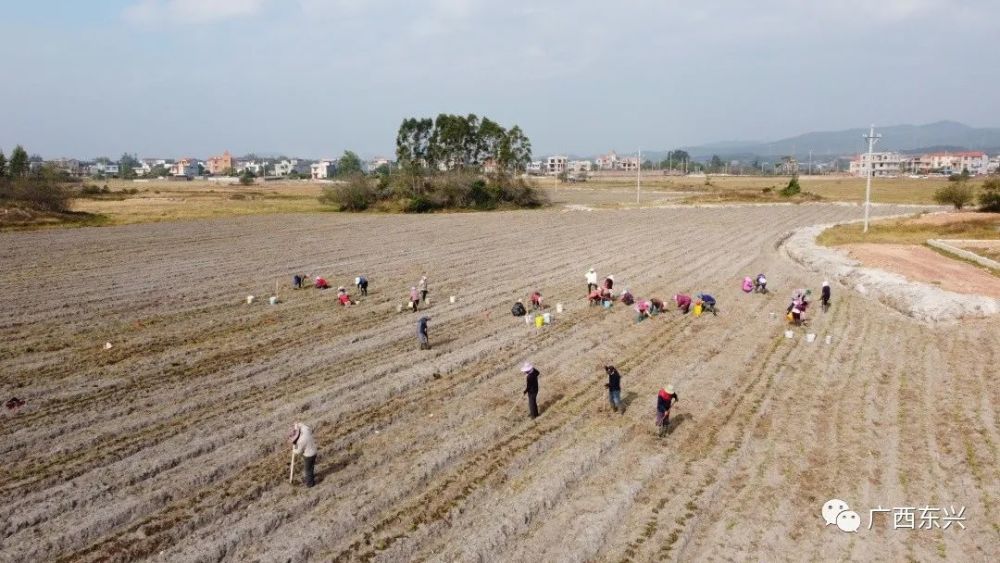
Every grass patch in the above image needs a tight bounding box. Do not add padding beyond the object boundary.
[817,215,1000,246]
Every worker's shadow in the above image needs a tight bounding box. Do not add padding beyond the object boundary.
[621,391,639,413]
[668,413,693,434]
[316,450,361,484]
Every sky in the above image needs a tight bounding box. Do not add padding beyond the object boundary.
[1,0,998,159]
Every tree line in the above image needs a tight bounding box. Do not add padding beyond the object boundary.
[395,114,532,175]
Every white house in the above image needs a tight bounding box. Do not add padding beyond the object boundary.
[274,159,310,176]
[567,160,592,174]
[366,157,392,173]
[546,155,567,175]
[526,161,544,175]
[849,152,905,177]
[86,162,120,176]
[595,151,619,170]
[311,160,336,179]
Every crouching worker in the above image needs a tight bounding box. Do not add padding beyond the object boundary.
[530,291,543,310]
[650,297,665,314]
[635,300,652,322]
[511,299,527,316]
[754,273,767,294]
[409,287,420,312]
[356,276,369,296]
[697,293,717,315]
[656,385,678,437]
[588,289,603,306]
[418,316,430,350]
[293,274,304,289]
[289,422,317,487]
[620,288,635,306]
[821,281,831,312]
[337,287,354,306]
[314,276,330,290]
[674,294,692,314]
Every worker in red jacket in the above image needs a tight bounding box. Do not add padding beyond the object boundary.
[656,385,678,436]
[674,294,692,314]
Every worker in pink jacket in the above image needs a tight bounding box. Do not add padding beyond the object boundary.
[674,294,692,314]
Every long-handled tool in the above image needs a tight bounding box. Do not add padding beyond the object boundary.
[289,449,296,484]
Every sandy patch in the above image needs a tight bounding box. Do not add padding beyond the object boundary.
[907,211,999,226]
[842,244,1000,298]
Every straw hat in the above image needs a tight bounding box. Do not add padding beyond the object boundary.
[521,362,534,373]
[822,281,829,287]
[666,384,674,394]
[608,275,615,280]
[589,267,595,272]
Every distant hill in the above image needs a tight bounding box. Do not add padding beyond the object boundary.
[676,121,1000,160]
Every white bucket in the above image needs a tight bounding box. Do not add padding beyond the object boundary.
[426,297,431,305]
[543,313,552,324]
[525,314,533,325]
[825,335,833,344]
[246,295,255,305]
[450,295,456,304]
[806,333,816,343]
[784,330,794,339]
[397,304,403,313]
[556,303,564,313]
[269,296,278,305]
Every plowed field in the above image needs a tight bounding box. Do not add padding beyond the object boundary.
[1,203,996,562]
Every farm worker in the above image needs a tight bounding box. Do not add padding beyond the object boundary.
[418,276,428,303]
[586,268,598,294]
[650,297,665,314]
[588,289,603,306]
[656,385,678,435]
[314,276,330,290]
[337,287,353,306]
[511,299,527,317]
[742,276,754,293]
[522,362,540,419]
[620,288,635,306]
[288,422,317,487]
[293,274,303,290]
[790,304,804,326]
[604,365,623,413]
[417,316,430,350]
[697,293,718,315]
[635,300,652,322]
[409,287,420,312]
[674,294,692,314]
[356,276,369,296]
[600,286,614,303]
[530,291,543,310]
[821,281,832,310]
[604,275,615,291]
[755,273,767,293]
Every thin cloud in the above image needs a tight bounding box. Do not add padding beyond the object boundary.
[124,0,268,23]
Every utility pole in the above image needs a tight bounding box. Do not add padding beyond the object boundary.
[863,124,881,233]
[636,148,641,204]
[808,150,813,175]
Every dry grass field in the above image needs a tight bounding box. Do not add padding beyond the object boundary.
[1,200,997,562]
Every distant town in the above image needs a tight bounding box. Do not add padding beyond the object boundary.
[24,148,1000,182]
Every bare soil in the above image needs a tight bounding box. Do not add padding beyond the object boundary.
[1,203,997,562]
[842,244,1000,298]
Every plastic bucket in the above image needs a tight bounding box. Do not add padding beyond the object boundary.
[825,335,833,344]
[246,295,255,305]
[450,295,456,303]
[397,304,403,313]
[426,297,431,305]
[556,303,564,313]
[269,296,278,305]
[784,330,794,339]
[543,313,551,324]
[602,301,612,309]
[806,333,816,343]
[526,314,533,325]
[535,315,544,328]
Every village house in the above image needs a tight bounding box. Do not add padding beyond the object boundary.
[849,152,905,177]
[546,155,567,175]
[310,160,336,179]
[206,151,234,175]
[273,159,310,176]
[171,159,199,178]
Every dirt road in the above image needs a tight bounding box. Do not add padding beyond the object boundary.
[1,204,996,562]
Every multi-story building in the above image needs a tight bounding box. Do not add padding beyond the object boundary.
[310,160,336,179]
[567,160,592,174]
[206,151,234,175]
[545,155,567,175]
[274,159,310,176]
[849,152,905,177]
[171,159,199,178]
[595,151,619,170]
[526,161,544,175]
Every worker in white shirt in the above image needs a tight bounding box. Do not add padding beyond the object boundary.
[288,422,317,487]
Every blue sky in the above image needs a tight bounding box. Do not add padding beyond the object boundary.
[1,0,998,159]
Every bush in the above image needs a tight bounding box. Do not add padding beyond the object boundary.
[780,175,801,197]
[934,182,975,209]
[319,174,377,211]
[0,178,70,212]
[979,178,1000,212]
